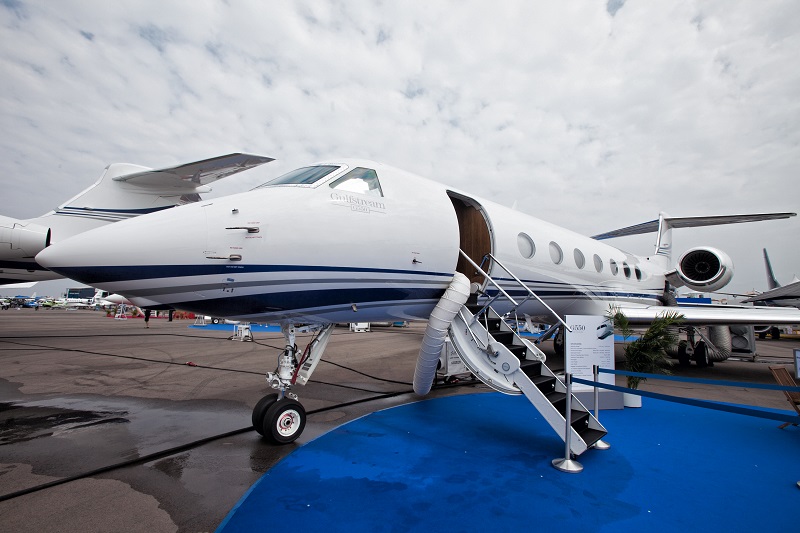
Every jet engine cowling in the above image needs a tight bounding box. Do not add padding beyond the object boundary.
[0,216,52,258]
[666,247,734,292]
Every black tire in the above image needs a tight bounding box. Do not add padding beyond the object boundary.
[251,393,279,436]
[676,341,690,367]
[770,327,781,340]
[263,399,306,444]
[693,341,709,368]
[211,317,220,324]
[553,328,565,357]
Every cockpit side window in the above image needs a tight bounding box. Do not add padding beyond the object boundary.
[329,167,383,197]
[254,165,340,189]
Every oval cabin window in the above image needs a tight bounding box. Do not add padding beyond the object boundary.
[517,233,536,259]
[574,248,585,269]
[549,242,563,265]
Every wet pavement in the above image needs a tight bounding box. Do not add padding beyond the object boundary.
[0,308,797,532]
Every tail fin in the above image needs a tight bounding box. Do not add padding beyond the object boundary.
[763,249,781,289]
[52,153,273,223]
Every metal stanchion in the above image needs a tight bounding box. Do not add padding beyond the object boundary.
[592,365,610,450]
[552,373,583,473]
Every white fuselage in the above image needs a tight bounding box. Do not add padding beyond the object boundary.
[36,159,667,325]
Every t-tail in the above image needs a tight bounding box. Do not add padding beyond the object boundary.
[593,211,796,293]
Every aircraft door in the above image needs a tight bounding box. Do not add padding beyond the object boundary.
[448,194,493,290]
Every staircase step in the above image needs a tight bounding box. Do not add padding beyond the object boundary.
[484,318,502,331]
[529,374,556,394]
[519,359,542,377]
[546,392,566,412]
[570,410,590,432]
[492,331,515,345]
[577,428,607,448]
[507,345,526,359]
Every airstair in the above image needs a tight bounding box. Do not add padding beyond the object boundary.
[448,252,607,456]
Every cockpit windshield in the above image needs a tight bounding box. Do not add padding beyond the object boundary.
[329,167,383,197]
[253,165,340,189]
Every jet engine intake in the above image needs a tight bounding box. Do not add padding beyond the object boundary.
[665,247,733,292]
[0,217,52,258]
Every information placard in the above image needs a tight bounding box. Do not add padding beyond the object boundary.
[565,315,616,391]
[795,349,800,380]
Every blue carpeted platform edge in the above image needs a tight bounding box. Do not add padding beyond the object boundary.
[218,393,799,532]
[189,324,280,332]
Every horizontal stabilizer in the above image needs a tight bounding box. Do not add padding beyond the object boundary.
[616,304,800,326]
[592,213,796,241]
[113,153,274,190]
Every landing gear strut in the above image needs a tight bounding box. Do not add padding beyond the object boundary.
[252,324,334,444]
[676,326,711,368]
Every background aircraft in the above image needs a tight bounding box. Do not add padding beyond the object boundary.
[743,249,800,308]
[741,248,800,339]
[36,157,800,449]
[0,153,272,285]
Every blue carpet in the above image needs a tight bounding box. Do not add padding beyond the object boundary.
[188,324,280,332]
[218,393,799,532]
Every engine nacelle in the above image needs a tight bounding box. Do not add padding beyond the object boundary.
[665,247,734,292]
[0,216,52,258]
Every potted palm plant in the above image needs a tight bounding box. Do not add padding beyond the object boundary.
[608,308,684,407]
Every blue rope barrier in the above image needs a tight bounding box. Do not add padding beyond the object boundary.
[572,377,800,424]
[596,368,800,393]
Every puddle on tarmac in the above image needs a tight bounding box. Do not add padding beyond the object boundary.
[0,401,129,445]
[0,394,249,459]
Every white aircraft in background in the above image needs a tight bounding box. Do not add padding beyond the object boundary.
[95,291,134,308]
[1,153,273,285]
[36,157,800,452]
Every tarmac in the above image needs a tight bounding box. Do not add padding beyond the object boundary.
[0,308,798,532]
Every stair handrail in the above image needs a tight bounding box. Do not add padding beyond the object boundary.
[484,253,573,332]
[459,250,519,324]
[457,308,491,351]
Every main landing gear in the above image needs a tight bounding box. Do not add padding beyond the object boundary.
[252,324,334,444]
[676,326,711,368]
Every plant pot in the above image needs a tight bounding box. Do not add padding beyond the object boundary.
[623,392,642,408]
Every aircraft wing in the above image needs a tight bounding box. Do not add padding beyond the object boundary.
[112,153,274,189]
[617,304,800,326]
[742,280,800,304]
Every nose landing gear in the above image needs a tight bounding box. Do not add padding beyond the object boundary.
[252,324,333,444]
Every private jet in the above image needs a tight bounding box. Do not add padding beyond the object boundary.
[36,157,800,454]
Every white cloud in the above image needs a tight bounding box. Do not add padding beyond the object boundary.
[1,0,798,293]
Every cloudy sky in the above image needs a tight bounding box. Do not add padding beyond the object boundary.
[1,0,798,296]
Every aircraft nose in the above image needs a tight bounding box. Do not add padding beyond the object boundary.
[36,204,205,287]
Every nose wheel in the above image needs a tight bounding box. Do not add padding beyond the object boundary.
[251,393,279,435]
[263,399,306,444]
[252,394,307,444]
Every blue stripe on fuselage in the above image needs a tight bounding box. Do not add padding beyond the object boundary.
[164,287,446,317]
[47,264,455,284]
